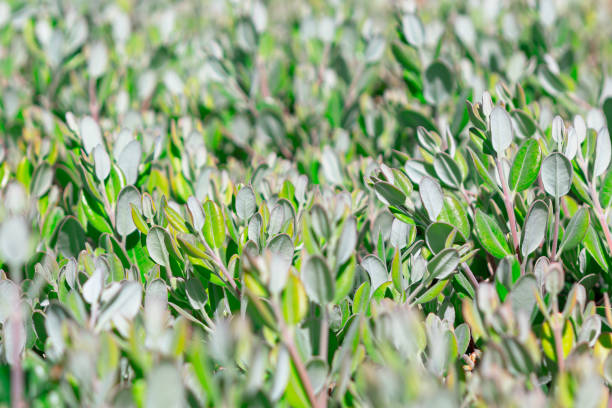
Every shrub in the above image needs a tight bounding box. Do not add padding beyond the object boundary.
[1,0,612,406]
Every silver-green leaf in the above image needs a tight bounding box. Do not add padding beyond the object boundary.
[541,152,573,198]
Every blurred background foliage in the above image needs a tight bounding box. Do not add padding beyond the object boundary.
[1,0,612,406]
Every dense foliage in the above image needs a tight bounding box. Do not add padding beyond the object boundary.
[2,0,612,406]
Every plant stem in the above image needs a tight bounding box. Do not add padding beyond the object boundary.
[317,307,329,408]
[405,281,425,305]
[199,232,240,296]
[100,182,116,228]
[495,158,520,255]
[9,266,24,408]
[589,181,612,254]
[272,302,319,408]
[89,78,99,121]
[551,196,560,261]
[551,299,565,372]
[462,262,479,289]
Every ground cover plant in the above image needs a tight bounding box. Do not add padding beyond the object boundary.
[2,0,612,406]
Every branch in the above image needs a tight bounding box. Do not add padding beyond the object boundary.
[495,158,520,255]
[272,302,319,408]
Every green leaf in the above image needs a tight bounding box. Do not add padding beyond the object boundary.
[236,186,257,221]
[374,181,406,209]
[594,129,611,178]
[434,152,463,189]
[426,222,459,254]
[558,207,589,253]
[80,192,113,234]
[306,358,328,394]
[30,162,54,198]
[509,139,542,192]
[423,60,454,105]
[520,200,548,257]
[270,346,290,401]
[336,216,357,267]
[334,255,356,302]
[401,14,424,47]
[541,152,573,198]
[310,204,330,240]
[147,226,171,268]
[391,248,403,292]
[185,277,208,310]
[474,209,511,258]
[282,273,308,325]
[116,186,141,237]
[353,281,371,313]
[600,170,612,208]
[186,196,205,232]
[302,256,334,304]
[420,176,444,220]
[508,274,538,318]
[80,116,102,154]
[93,145,111,181]
[426,247,459,281]
[490,106,513,154]
[415,278,449,304]
[117,140,142,185]
[438,195,470,239]
[95,281,142,330]
[203,200,226,249]
[455,323,471,356]
[267,234,294,295]
[146,362,185,408]
[361,255,388,293]
[467,147,496,188]
[55,216,86,258]
[495,256,520,301]
[583,225,608,270]
[511,109,537,138]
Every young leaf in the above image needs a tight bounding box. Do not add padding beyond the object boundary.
[203,200,226,249]
[541,152,573,198]
[426,248,460,281]
[116,186,141,237]
[93,145,111,181]
[302,256,334,304]
[520,200,548,257]
[117,140,142,185]
[236,186,257,221]
[361,255,388,293]
[186,196,205,232]
[434,152,463,189]
[147,226,171,268]
[558,207,589,253]
[600,171,612,208]
[80,116,102,154]
[594,128,611,177]
[282,273,308,325]
[55,216,86,258]
[374,181,406,209]
[474,209,511,258]
[30,163,54,198]
[509,139,542,192]
[438,195,470,239]
[401,14,424,47]
[490,106,513,154]
[415,279,449,304]
[423,61,454,105]
[583,225,608,270]
[336,216,357,266]
[146,363,185,408]
[420,176,444,220]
